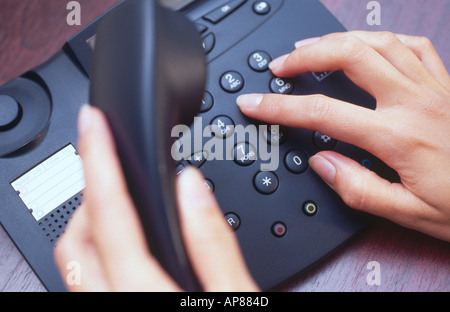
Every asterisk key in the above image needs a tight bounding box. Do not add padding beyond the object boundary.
[262,177,272,186]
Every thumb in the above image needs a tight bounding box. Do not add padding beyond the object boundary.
[176,167,259,291]
[309,151,433,232]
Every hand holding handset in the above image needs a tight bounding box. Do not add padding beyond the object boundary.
[90,0,206,291]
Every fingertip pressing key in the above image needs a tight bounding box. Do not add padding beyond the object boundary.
[268,54,289,72]
[236,94,264,109]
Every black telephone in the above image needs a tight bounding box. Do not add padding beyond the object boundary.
[0,0,398,291]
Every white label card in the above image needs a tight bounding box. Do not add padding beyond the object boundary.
[11,144,85,221]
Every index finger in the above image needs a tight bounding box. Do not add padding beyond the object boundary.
[270,35,414,101]
[237,93,389,158]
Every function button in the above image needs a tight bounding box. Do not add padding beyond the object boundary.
[265,125,287,146]
[361,158,372,169]
[203,0,246,24]
[272,222,287,238]
[285,149,309,174]
[233,142,257,166]
[314,131,337,150]
[0,95,21,131]
[248,51,272,72]
[253,1,271,15]
[210,115,235,139]
[204,179,215,192]
[220,71,244,93]
[175,163,185,176]
[254,171,278,195]
[225,213,240,231]
[270,77,294,94]
[202,33,215,54]
[188,151,208,168]
[195,23,208,34]
[303,201,318,217]
[200,91,214,113]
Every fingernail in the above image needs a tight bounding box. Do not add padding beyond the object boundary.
[178,167,211,210]
[294,37,321,48]
[236,94,263,109]
[309,155,336,188]
[78,104,93,135]
[268,54,289,71]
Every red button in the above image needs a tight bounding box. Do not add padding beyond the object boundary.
[272,222,286,238]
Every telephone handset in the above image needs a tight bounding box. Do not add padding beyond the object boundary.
[90,0,206,291]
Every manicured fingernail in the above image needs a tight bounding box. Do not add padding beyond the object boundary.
[294,37,321,48]
[78,104,93,135]
[309,155,336,188]
[268,54,289,71]
[236,94,263,109]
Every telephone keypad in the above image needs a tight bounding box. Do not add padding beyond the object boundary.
[177,0,396,290]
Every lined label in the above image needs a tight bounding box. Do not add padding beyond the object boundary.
[11,145,85,221]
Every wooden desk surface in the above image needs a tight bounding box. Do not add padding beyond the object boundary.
[0,0,449,292]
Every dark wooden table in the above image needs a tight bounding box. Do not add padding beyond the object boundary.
[0,0,449,292]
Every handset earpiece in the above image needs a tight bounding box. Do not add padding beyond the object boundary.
[90,0,206,291]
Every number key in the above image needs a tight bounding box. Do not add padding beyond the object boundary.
[270,77,294,94]
[285,149,309,174]
[233,142,257,166]
[248,51,272,72]
[210,115,235,139]
[220,71,244,93]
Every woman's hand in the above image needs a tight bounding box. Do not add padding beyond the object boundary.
[54,105,259,292]
[237,31,450,242]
